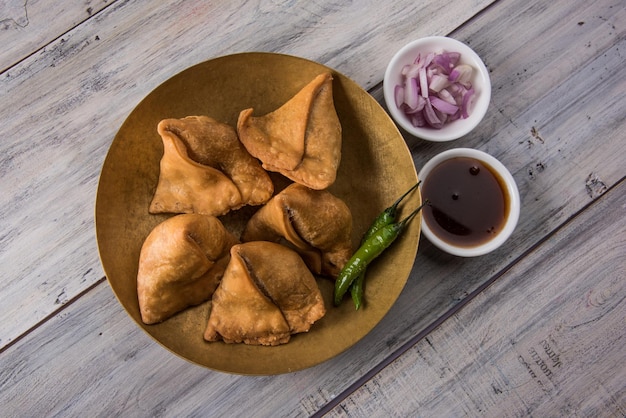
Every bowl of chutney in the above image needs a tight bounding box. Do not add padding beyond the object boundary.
[418,148,520,257]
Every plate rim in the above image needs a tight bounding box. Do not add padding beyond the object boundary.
[95,51,420,375]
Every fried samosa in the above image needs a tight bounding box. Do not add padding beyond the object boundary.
[150,116,274,216]
[241,183,353,278]
[237,72,342,190]
[204,241,326,346]
[137,214,239,324]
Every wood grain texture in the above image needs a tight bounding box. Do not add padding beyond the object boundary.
[1,0,625,416]
[1,282,342,417]
[0,0,494,349]
[329,180,626,418]
[0,0,113,71]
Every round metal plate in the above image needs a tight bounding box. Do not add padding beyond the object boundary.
[95,52,420,375]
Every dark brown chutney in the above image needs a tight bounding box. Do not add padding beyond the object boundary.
[421,157,510,247]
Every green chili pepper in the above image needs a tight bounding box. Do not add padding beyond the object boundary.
[334,201,426,306]
[360,181,421,242]
[349,181,421,309]
[350,270,365,309]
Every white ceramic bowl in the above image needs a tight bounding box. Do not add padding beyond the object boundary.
[384,36,491,142]
[418,148,520,257]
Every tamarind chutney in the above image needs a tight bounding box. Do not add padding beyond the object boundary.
[421,157,510,248]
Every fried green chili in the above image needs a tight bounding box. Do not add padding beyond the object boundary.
[334,201,426,306]
[349,181,421,309]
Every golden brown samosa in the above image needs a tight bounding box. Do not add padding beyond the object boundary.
[241,183,353,278]
[137,214,239,325]
[149,116,273,216]
[204,241,326,346]
[237,72,342,190]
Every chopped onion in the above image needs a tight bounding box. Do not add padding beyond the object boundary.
[404,77,419,110]
[430,96,459,115]
[438,88,456,105]
[407,95,426,113]
[461,87,475,118]
[404,63,421,78]
[411,109,426,127]
[423,98,443,129]
[428,74,450,92]
[448,64,473,87]
[394,50,476,129]
[394,85,404,108]
[419,67,428,98]
[431,51,460,73]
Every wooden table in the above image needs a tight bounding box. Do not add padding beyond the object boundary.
[1,0,624,416]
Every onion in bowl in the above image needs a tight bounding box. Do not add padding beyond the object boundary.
[394,51,476,129]
[383,36,491,142]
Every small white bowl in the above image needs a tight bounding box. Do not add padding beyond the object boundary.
[383,36,491,142]
[418,148,520,257]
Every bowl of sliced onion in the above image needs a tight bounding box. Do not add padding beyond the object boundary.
[383,36,491,142]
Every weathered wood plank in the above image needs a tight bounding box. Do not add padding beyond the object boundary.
[1,0,625,416]
[329,180,626,418]
[0,0,113,71]
[1,279,354,417]
[0,0,495,349]
[375,0,626,378]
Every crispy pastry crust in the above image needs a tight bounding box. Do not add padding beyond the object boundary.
[237,73,342,190]
[137,214,239,324]
[204,242,326,346]
[150,116,273,216]
[241,183,353,278]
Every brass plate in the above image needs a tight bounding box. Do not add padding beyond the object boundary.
[95,52,421,375]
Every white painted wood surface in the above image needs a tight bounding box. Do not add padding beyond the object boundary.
[329,181,626,417]
[0,0,112,71]
[1,0,624,416]
[0,0,494,350]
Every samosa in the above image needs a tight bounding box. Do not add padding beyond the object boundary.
[137,214,239,324]
[150,116,273,216]
[241,183,353,278]
[237,73,342,190]
[204,241,326,346]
